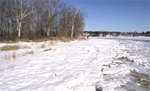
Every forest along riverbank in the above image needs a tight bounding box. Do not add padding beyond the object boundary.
[0,37,150,91]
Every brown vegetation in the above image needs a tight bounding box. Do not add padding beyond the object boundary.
[0,45,30,51]
[138,79,150,85]
[22,50,34,56]
[22,45,30,49]
[130,70,148,79]
[112,61,123,64]
[0,45,21,51]
[120,85,126,88]
[76,37,86,41]
[12,52,16,59]
[130,69,150,90]
[117,56,127,60]
[121,49,130,53]
[4,53,10,61]
[50,41,55,45]
[41,44,46,48]
[43,48,52,52]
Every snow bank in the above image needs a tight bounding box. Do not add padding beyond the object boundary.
[0,38,149,91]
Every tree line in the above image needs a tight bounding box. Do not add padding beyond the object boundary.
[85,31,150,37]
[0,0,85,40]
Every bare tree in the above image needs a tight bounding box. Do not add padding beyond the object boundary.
[0,0,6,37]
[6,0,14,38]
[43,0,58,37]
[14,0,34,38]
[70,7,78,38]
[0,0,85,40]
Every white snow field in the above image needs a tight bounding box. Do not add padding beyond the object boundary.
[0,37,150,91]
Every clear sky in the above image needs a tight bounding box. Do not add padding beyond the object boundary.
[64,0,150,32]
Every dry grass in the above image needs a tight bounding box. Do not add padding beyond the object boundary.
[50,41,55,45]
[5,53,10,61]
[0,45,21,51]
[131,73,148,79]
[49,37,74,42]
[32,38,49,42]
[120,85,126,88]
[43,48,52,51]
[29,50,34,54]
[41,43,46,48]
[115,62,123,64]
[130,70,148,79]
[117,56,127,60]
[113,61,123,64]
[138,79,150,85]
[60,37,73,42]
[102,64,109,66]
[12,52,16,59]
[102,74,110,76]
[1,37,86,43]
[131,70,150,90]
[121,49,130,53]
[130,69,150,90]
[0,45,30,51]
[22,45,30,49]
[49,37,59,40]
[22,50,34,56]
[76,37,86,41]
[59,37,86,42]
[32,37,86,43]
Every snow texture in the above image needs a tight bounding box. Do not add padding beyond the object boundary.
[0,37,150,91]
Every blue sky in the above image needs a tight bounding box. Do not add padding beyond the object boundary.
[64,0,150,32]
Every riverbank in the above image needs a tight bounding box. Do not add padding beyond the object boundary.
[0,37,149,91]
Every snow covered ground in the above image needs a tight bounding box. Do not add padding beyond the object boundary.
[0,37,150,91]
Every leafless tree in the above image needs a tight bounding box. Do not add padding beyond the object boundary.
[0,0,85,40]
[14,0,34,38]
[70,6,78,38]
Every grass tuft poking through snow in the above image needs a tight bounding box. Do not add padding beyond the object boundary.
[21,45,31,49]
[0,45,30,51]
[43,48,52,51]
[60,37,73,42]
[22,50,34,56]
[40,43,46,48]
[138,79,150,85]
[12,52,16,59]
[117,56,127,60]
[0,45,21,51]
[4,53,11,61]
[50,41,55,45]
[76,37,87,41]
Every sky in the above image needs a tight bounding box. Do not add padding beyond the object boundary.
[64,0,150,32]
